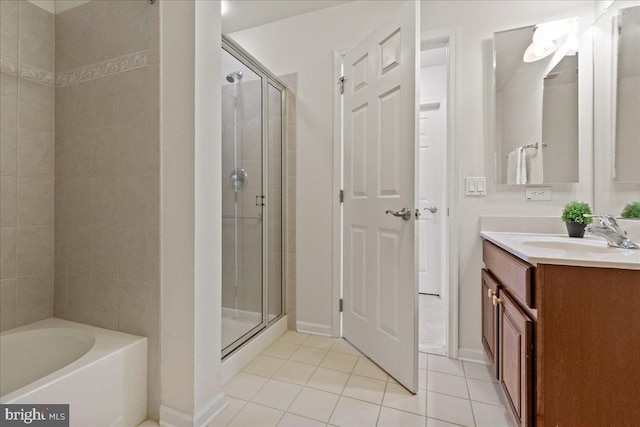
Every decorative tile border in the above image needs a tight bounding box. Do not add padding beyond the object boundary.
[0,56,53,87]
[0,56,18,76]
[20,63,55,86]
[56,50,149,87]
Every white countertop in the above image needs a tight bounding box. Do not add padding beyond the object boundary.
[481,232,640,271]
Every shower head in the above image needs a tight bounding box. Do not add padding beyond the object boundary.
[226,71,243,83]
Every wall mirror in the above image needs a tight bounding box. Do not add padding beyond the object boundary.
[494,18,580,185]
[593,1,640,219]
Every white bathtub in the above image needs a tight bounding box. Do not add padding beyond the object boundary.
[0,318,147,427]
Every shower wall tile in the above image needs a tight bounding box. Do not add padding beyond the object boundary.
[91,75,119,127]
[18,78,54,134]
[1,73,18,128]
[18,1,54,73]
[54,226,68,273]
[67,226,92,275]
[16,177,54,226]
[53,0,160,416]
[0,0,54,334]
[16,226,54,276]
[0,278,17,331]
[118,281,149,336]
[0,1,19,62]
[67,178,92,226]
[1,176,17,227]
[91,227,118,279]
[1,228,17,279]
[118,0,149,56]
[92,177,119,228]
[67,273,92,323]
[92,126,119,177]
[86,0,119,66]
[91,276,119,330]
[17,129,54,179]
[53,271,68,318]
[16,271,53,325]
[1,126,18,176]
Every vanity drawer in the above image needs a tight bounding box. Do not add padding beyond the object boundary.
[483,240,533,308]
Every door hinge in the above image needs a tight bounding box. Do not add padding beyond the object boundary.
[338,76,345,95]
[339,189,344,203]
[339,298,344,312]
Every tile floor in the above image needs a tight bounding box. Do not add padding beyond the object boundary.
[209,332,516,427]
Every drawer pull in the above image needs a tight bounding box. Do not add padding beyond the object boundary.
[492,295,503,306]
[487,288,496,298]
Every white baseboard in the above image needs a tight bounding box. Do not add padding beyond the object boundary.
[194,392,227,427]
[457,347,488,364]
[296,321,334,337]
[221,315,288,384]
[159,392,226,427]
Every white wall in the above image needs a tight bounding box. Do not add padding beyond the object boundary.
[230,0,404,335]
[231,0,594,356]
[420,65,447,102]
[421,0,594,356]
[160,1,224,424]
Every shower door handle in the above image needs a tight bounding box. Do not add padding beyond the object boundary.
[385,208,412,221]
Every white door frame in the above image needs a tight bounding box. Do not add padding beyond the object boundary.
[332,28,459,359]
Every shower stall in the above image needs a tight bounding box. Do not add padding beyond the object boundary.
[221,37,286,357]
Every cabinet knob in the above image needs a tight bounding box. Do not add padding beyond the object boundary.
[492,295,503,306]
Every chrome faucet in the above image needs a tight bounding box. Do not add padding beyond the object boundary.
[584,214,640,250]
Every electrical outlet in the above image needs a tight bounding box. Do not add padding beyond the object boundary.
[526,186,552,201]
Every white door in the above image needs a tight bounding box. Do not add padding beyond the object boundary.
[418,103,445,295]
[342,0,420,392]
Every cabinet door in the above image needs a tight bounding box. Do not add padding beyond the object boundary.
[500,290,533,427]
[481,269,499,379]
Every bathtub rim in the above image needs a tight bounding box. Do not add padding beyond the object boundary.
[0,317,147,403]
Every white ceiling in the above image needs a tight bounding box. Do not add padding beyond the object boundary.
[494,25,535,91]
[222,0,352,34]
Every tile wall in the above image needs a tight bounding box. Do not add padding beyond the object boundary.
[1,1,56,332]
[52,0,161,418]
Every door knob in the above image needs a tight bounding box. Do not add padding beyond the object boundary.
[385,208,412,221]
[424,206,438,214]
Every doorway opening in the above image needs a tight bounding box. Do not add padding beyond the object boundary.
[418,41,450,356]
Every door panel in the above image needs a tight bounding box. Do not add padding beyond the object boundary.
[343,0,419,392]
[500,290,533,427]
[418,105,444,295]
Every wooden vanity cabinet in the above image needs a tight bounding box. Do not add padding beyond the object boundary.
[482,239,640,427]
[482,240,535,427]
[481,269,499,378]
[499,289,533,427]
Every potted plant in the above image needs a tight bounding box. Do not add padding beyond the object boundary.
[561,201,593,238]
[621,201,640,219]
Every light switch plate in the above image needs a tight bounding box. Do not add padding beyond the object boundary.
[466,177,487,196]
[526,186,552,201]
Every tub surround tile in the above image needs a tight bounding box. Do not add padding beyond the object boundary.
[0,1,19,62]
[0,228,17,279]
[0,278,17,331]
[16,226,53,276]
[1,125,18,176]
[18,78,54,134]
[16,177,54,226]
[1,176,17,227]
[17,128,54,179]
[16,271,53,325]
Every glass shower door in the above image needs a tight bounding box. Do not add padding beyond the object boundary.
[221,49,264,351]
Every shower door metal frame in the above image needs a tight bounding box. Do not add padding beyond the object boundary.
[222,36,288,359]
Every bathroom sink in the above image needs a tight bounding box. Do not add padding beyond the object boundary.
[521,239,613,254]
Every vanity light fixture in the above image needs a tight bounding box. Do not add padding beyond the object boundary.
[523,18,578,63]
[523,40,557,63]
